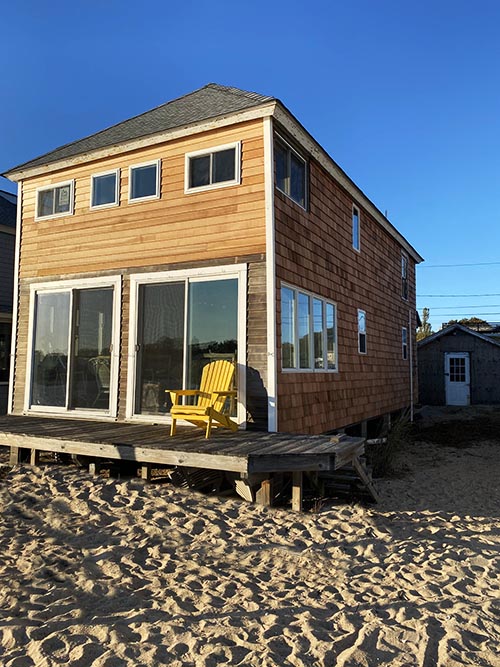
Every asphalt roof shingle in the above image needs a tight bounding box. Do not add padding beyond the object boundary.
[0,192,16,228]
[7,84,274,174]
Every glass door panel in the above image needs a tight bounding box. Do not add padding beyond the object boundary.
[31,292,70,407]
[136,282,185,414]
[70,288,114,410]
[186,279,237,414]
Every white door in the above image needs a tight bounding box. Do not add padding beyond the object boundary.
[444,352,470,406]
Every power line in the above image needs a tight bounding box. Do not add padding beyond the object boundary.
[418,293,500,298]
[426,312,500,317]
[418,261,500,268]
[417,304,500,310]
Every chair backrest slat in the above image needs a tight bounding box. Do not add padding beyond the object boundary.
[197,360,235,409]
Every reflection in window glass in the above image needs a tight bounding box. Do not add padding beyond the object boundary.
[190,155,210,188]
[188,148,237,189]
[275,139,306,207]
[358,309,367,354]
[326,303,336,369]
[37,184,72,218]
[281,287,295,369]
[92,172,117,207]
[352,206,360,250]
[298,292,310,369]
[313,298,324,369]
[130,163,158,200]
[213,149,236,183]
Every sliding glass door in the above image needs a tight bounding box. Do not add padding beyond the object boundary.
[29,282,118,414]
[134,277,238,416]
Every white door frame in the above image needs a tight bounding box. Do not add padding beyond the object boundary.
[444,352,470,406]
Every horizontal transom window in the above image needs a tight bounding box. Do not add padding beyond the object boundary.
[281,285,337,371]
[185,142,241,193]
[36,181,74,220]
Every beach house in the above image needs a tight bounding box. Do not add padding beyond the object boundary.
[3,83,422,436]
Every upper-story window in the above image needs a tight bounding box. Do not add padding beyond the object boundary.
[352,205,360,251]
[358,309,367,354]
[129,160,160,202]
[35,181,74,220]
[185,142,241,193]
[91,169,119,209]
[275,137,307,209]
[401,253,409,300]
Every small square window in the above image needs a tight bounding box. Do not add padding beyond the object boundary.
[129,161,160,202]
[358,309,367,354]
[186,143,240,193]
[352,206,360,251]
[275,137,307,208]
[36,181,74,220]
[91,170,119,208]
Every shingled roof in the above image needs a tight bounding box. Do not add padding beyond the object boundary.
[0,191,16,229]
[7,84,274,174]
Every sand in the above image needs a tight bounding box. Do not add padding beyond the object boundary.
[0,416,499,666]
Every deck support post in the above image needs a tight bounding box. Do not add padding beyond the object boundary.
[292,471,303,512]
[89,461,101,476]
[141,464,152,481]
[9,447,21,465]
[30,449,40,466]
[256,477,273,508]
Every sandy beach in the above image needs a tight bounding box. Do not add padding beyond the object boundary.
[0,411,499,666]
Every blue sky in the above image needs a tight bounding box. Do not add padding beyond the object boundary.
[1,0,499,331]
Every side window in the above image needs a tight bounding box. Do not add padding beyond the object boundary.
[129,160,160,202]
[358,309,367,354]
[185,143,240,193]
[402,327,408,360]
[36,181,74,220]
[91,169,119,209]
[275,137,307,208]
[401,254,409,300]
[352,205,360,251]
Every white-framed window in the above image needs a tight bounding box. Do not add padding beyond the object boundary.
[358,309,367,354]
[352,205,360,251]
[129,160,161,202]
[281,284,337,371]
[126,264,247,426]
[185,142,241,193]
[90,169,120,209]
[275,136,307,209]
[25,276,121,417]
[402,327,408,360]
[35,180,74,220]
[401,253,409,300]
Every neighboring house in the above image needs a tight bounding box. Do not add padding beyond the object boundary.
[418,324,500,406]
[3,83,422,435]
[0,190,16,413]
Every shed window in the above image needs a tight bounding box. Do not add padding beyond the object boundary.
[275,138,306,208]
[281,285,337,371]
[36,181,74,220]
[358,309,367,354]
[186,143,240,192]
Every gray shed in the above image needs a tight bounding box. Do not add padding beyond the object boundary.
[418,324,500,405]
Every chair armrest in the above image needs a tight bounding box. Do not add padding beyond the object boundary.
[167,389,201,406]
[211,390,237,398]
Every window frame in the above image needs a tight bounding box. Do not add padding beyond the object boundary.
[358,309,367,354]
[275,135,308,210]
[352,204,360,252]
[402,326,408,360]
[184,141,241,194]
[90,168,120,210]
[35,180,75,221]
[128,159,161,203]
[280,283,338,373]
[401,253,409,301]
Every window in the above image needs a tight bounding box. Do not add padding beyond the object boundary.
[401,254,409,300]
[275,137,307,208]
[91,169,119,208]
[129,160,160,202]
[36,181,74,220]
[0,321,12,383]
[185,142,240,192]
[281,285,337,371]
[27,278,120,414]
[402,327,408,360]
[352,205,360,251]
[358,309,367,354]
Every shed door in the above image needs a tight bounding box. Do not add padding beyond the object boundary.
[444,352,470,406]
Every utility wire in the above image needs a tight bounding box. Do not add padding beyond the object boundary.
[418,293,500,298]
[416,304,500,310]
[418,261,500,268]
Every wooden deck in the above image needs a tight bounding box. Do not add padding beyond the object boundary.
[0,415,373,509]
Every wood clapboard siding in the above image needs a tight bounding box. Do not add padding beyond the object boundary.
[275,134,417,434]
[19,120,266,278]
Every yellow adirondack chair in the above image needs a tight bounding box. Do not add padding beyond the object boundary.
[168,359,237,438]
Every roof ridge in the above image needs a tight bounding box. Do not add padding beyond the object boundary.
[205,82,273,102]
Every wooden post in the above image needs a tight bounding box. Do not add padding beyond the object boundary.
[361,420,368,439]
[9,447,21,465]
[89,461,100,476]
[141,464,152,481]
[292,471,303,512]
[256,477,273,507]
[30,449,40,466]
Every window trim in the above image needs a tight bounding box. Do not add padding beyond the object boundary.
[402,326,408,360]
[24,275,122,418]
[128,159,161,203]
[358,309,367,355]
[275,134,308,210]
[90,168,120,210]
[35,180,75,221]
[352,204,360,252]
[280,283,338,373]
[184,141,241,194]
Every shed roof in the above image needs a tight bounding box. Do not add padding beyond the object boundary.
[418,323,500,349]
[0,191,16,229]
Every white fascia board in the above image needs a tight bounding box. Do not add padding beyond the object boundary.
[5,103,278,182]
[272,104,424,264]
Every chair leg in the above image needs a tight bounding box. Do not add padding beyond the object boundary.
[205,417,212,439]
[170,419,177,436]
